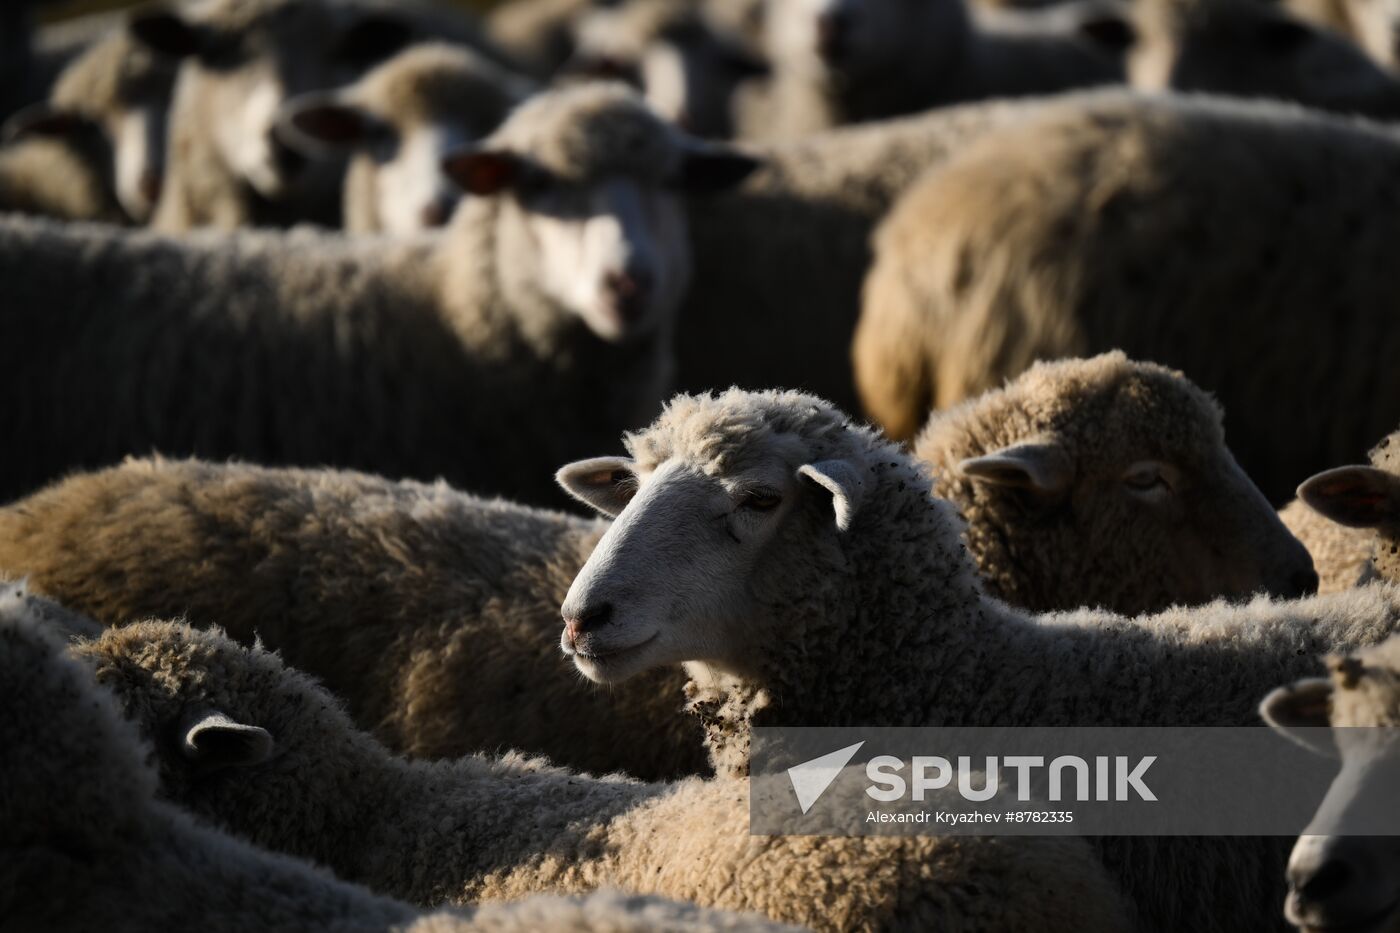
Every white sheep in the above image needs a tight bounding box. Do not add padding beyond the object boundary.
[0,135,124,221]
[1260,634,1400,933]
[485,0,599,77]
[732,0,1123,140]
[913,352,1317,613]
[1279,498,1378,594]
[78,617,1132,932]
[1125,0,1400,118]
[128,0,507,230]
[277,43,535,234]
[553,387,1400,933]
[565,0,768,138]
[853,91,1400,503]
[3,28,180,222]
[0,84,757,507]
[0,584,787,933]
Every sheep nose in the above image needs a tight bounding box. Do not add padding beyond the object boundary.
[419,198,454,229]
[139,169,162,206]
[604,268,653,322]
[564,603,614,643]
[1290,858,1355,913]
[1289,567,1320,598]
[816,10,849,60]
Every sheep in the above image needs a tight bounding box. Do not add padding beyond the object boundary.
[486,0,599,77]
[852,91,1400,503]
[553,387,1400,933]
[731,0,1124,141]
[3,29,180,222]
[912,352,1317,614]
[0,357,1309,783]
[0,84,758,507]
[1260,634,1400,933]
[77,617,1132,932]
[0,583,420,932]
[276,43,535,234]
[1296,428,1400,588]
[128,0,506,231]
[0,456,706,781]
[678,87,1110,410]
[0,585,786,933]
[1124,0,1400,118]
[565,0,768,138]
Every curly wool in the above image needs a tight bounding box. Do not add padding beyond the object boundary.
[78,620,1131,933]
[616,389,1400,933]
[1326,635,1400,727]
[1280,498,1377,593]
[913,352,1310,614]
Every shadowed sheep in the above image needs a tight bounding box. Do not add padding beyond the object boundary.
[853,92,1400,502]
[75,618,1132,932]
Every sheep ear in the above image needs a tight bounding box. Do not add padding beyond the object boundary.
[128,10,205,60]
[1260,679,1336,759]
[277,93,379,157]
[1298,466,1400,529]
[1078,14,1136,51]
[556,457,639,517]
[798,460,865,532]
[441,148,527,197]
[2,103,88,144]
[669,149,761,194]
[959,442,1073,496]
[180,709,274,769]
[332,14,414,68]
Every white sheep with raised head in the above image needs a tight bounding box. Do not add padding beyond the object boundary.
[0,83,757,507]
[1261,634,1400,933]
[555,387,1400,933]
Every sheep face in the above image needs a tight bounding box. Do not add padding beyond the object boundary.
[439,88,759,341]
[558,391,877,682]
[131,1,415,201]
[1261,640,1400,933]
[766,0,962,82]
[1128,0,1396,110]
[1344,0,1400,71]
[927,356,1319,613]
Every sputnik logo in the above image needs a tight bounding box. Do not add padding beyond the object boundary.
[786,741,865,814]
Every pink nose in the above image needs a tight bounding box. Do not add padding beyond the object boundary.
[604,268,653,322]
[563,603,613,643]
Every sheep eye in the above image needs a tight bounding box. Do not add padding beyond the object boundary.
[740,491,782,511]
[1123,465,1170,494]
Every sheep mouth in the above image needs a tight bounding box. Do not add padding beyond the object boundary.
[571,631,660,666]
[1294,898,1400,933]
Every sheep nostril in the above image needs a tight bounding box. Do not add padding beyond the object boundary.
[419,199,453,229]
[1295,860,1354,906]
[564,603,614,641]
